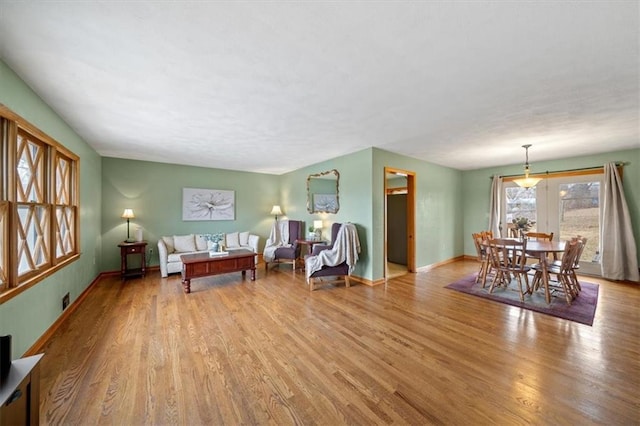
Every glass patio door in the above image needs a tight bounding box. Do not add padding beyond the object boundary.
[503,173,603,276]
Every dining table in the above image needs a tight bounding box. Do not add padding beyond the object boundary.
[480,238,567,304]
[524,240,566,304]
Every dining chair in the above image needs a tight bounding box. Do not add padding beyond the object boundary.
[487,238,532,302]
[523,231,556,261]
[481,230,493,240]
[531,238,581,305]
[506,223,520,238]
[570,235,587,291]
[550,235,587,292]
[472,232,492,286]
[523,231,553,241]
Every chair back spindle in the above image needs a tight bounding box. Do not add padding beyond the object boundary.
[487,238,531,301]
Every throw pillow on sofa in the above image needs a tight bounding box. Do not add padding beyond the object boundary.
[226,232,240,248]
[162,236,175,253]
[195,234,209,251]
[174,234,196,252]
[239,231,250,247]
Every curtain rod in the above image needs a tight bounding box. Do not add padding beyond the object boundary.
[491,161,626,179]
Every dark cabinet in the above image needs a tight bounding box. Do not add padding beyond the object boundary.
[0,354,44,426]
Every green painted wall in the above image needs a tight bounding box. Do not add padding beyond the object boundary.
[462,148,640,264]
[0,60,103,358]
[101,158,281,271]
[373,149,464,278]
[279,149,374,279]
[107,146,464,284]
[279,147,464,282]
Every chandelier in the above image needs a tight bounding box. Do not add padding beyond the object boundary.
[513,144,542,188]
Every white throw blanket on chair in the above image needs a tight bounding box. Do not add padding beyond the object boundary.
[263,220,291,263]
[305,223,360,283]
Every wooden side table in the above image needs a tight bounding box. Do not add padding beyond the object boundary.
[118,241,147,280]
[295,239,327,269]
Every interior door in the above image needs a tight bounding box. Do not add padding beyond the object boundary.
[384,168,416,278]
[387,193,407,265]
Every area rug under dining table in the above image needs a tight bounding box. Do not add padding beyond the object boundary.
[445,273,598,326]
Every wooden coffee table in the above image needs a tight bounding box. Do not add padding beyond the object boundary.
[180,249,256,293]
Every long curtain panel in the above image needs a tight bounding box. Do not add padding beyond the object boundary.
[601,162,639,281]
[489,175,502,237]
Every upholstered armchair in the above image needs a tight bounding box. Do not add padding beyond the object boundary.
[305,222,360,291]
[310,223,341,256]
[263,220,303,270]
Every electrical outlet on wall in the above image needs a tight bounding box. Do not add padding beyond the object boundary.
[62,292,70,310]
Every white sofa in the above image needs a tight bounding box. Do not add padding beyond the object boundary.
[158,232,259,278]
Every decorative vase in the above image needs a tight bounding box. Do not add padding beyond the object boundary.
[210,242,219,254]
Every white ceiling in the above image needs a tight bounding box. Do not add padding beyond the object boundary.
[0,2,638,175]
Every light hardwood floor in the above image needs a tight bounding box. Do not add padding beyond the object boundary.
[386,261,408,279]
[38,260,639,425]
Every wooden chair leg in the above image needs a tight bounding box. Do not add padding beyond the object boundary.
[559,274,573,306]
[515,274,525,302]
[479,260,489,287]
[309,275,350,291]
[514,273,531,302]
[475,262,484,284]
[570,270,582,292]
[476,259,489,286]
[566,273,579,299]
[531,270,541,291]
[483,263,494,288]
[488,271,503,294]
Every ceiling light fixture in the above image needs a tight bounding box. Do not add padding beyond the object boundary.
[513,144,542,188]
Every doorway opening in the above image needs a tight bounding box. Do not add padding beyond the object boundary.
[384,167,416,279]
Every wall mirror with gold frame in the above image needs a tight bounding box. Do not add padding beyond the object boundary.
[307,169,340,214]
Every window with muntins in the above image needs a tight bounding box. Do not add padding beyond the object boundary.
[54,153,76,259]
[17,130,50,278]
[0,105,79,302]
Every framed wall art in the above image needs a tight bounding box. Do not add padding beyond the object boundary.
[182,188,235,221]
[313,193,338,214]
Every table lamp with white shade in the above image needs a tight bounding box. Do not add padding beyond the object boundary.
[270,205,283,221]
[121,208,135,242]
[313,220,323,239]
